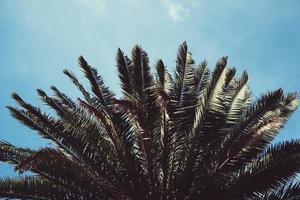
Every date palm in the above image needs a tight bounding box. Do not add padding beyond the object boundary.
[0,42,299,200]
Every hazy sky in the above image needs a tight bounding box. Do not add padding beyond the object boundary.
[0,0,299,177]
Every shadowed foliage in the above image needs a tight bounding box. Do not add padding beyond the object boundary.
[0,42,299,199]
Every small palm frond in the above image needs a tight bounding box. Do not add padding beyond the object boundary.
[129,45,153,102]
[50,86,76,108]
[116,48,133,99]
[78,56,115,109]
[0,140,33,165]
[193,61,210,105]
[63,69,92,103]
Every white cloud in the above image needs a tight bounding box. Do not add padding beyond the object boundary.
[78,0,106,16]
[161,0,189,22]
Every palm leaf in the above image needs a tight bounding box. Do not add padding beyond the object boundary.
[218,90,297,173]
[15,148,117,199]
[0,140,33,165]
[78,56,115,109]
[116,48,133,99]
[228,140,300,197]
[0,176,76,200]
[250,181,300,200]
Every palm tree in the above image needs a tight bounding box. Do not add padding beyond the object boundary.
[0,42,299,200]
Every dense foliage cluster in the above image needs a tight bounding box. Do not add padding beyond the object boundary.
[0,43,299,199]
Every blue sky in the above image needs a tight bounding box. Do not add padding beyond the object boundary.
[0,0,299,177]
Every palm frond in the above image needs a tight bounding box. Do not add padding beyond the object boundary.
[178,57,228,194]
[63,69,92,103]
[250,181,300,200]
[50,86,76,108]
[15,147,117,199]
[116,48,133,99]
[218,90,297,173]
[129,45,153,102]
[225,140,300,198]
[0,176,76,200]
[0,140,33,165]
[78,56,115,109]
[193,61,210,105]
[9,93,120,181]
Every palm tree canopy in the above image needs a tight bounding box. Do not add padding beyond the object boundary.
[0,42,299,200]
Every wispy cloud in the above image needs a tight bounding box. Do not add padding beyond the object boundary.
[161,0,188,22]
[77,0,106,16]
